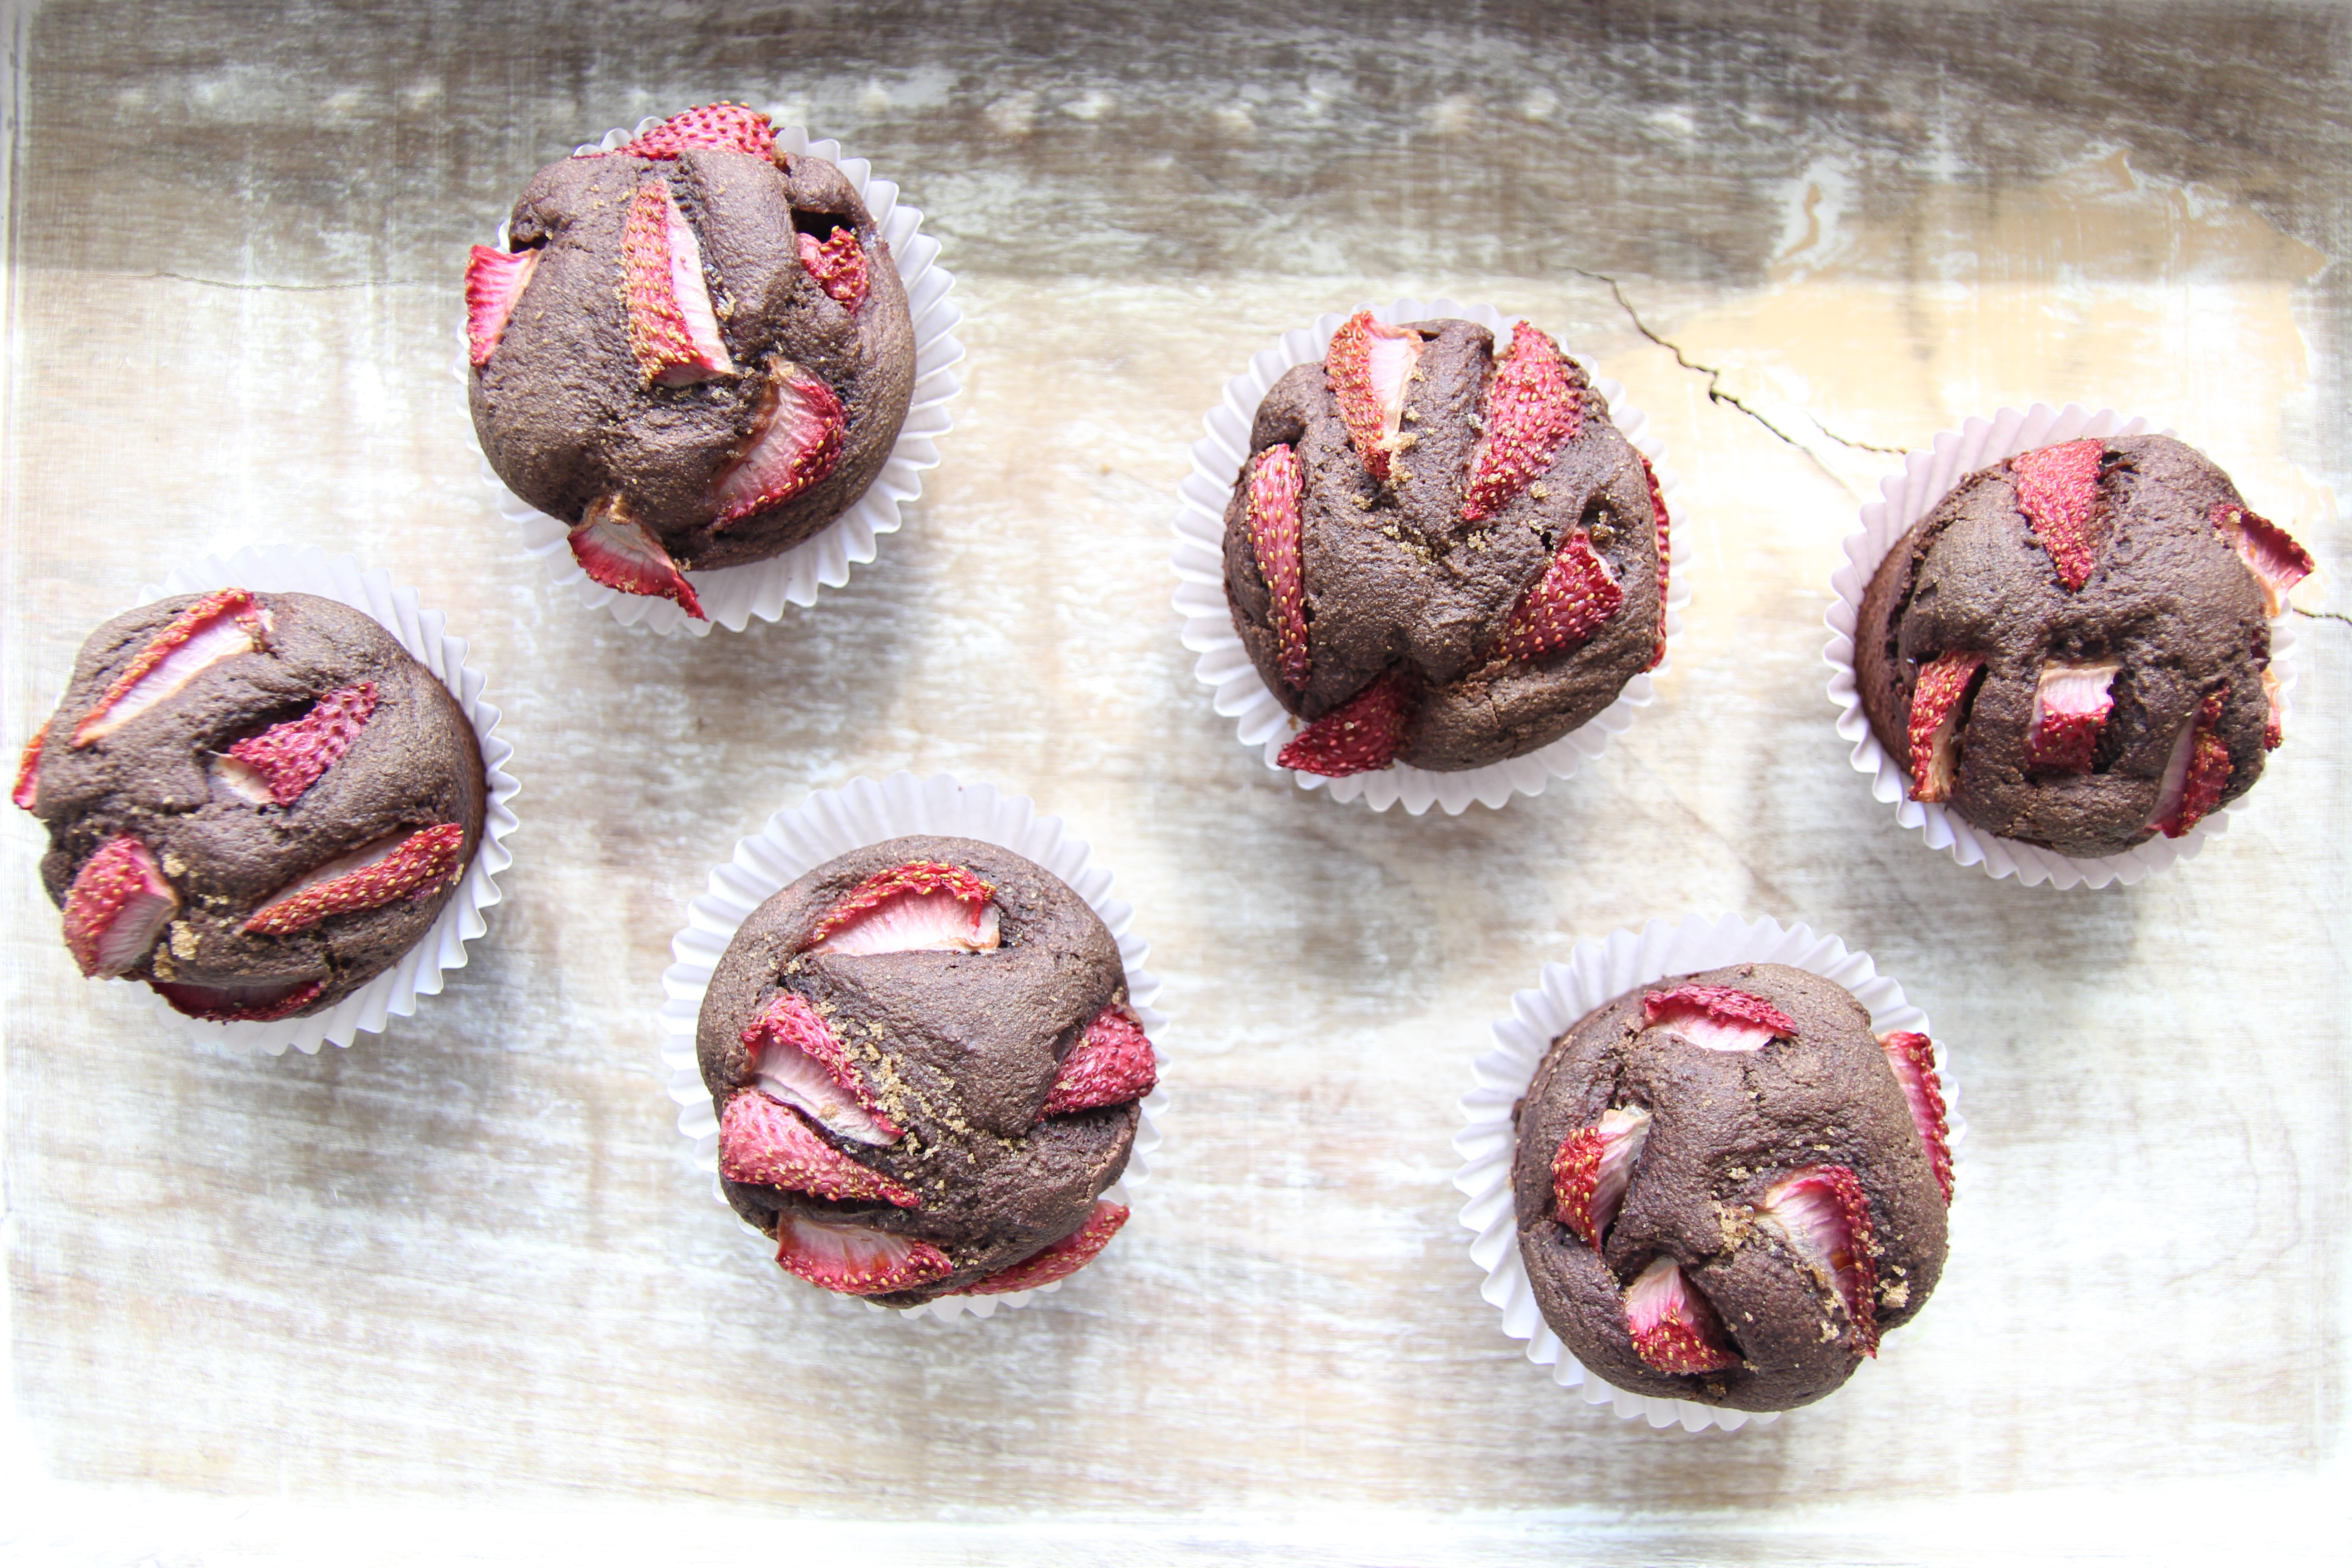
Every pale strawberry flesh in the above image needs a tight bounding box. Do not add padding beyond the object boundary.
[1906,650,1987,804]
[13,717,49,810]
[710,364,846,528]
[1641,985,1795,1052]
[1641,452,1671,672]
[2262,666,2284,750]
[623,179,734,387]
[1496,528,1623,661]
[960,1201,1129,1296]
[618,102,776,160]
[720,1091,919,1207]
[568,495,706,619]
[464,245,540,368]
[1551,1104,1652,1250]
[804,862,999,956]
[152,976,327,1022]
[774,1213,951,1296]
[242,823,465,936]
[742,990,902,1144]
[1460,321,1584,523]
[1759,1166,1880,1357]
[2011,438,2103,591]
[1040,1007,1158,1117]
[221,683,377,805]
[1325,311,1422,483]
[1624,1255,1740,1375]
[1277,672,1406,778]
[2025,660,2117,774]
[1878,1031,1954,1204]
[73,589,271,747]
[63,835,177,978]
[1246,443,1309,689]
[796,229,870,313]
[2210,504,2313,615]
[2152,689,2232,839]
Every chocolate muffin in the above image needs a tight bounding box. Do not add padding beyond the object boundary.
[466,103,917,621]
[15,589,487,1023]
[1857,433,2314,858]
[1510,963,1952,1412]
[695,836,1156,1306]
[1222,313,1669,776]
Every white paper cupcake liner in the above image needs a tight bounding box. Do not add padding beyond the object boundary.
[462,117,964,637]
[657,772,1169,1323]
[1451,913,1966,1434]
[1825,402,2303,889]
[118,546,523,1056]
[1170,298,1690,815]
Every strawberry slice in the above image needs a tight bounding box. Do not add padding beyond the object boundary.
[1641,452,1671,672]
[568,494,706,619]
[796,228,869,313]
[242,823,466,936]
[774,1212,952,1296]
[1246,443,1309,689]
[803,861,999,956]
[1460,321,1584,523]
[2210,504,2313,616]
[1878,1031,1954,1204]
[1905,650,1987,804]
[710,363,847,528]
[2025,659,2118,774]
[72,589,272,747]
[1758,1166,1880,1357]
[960,1201,1130,1296]
[2152,688,2232,839]
[2262,667,2284,750]
[1325,311,1422,484]
[13,717,49,811]
[464,244,540,368]
[1277,671,1407,778]
[2010,438,2103,591]
[1040,1006,1158,1117]
[622,178,734,387]
[1641,985,1796,1052]
[62,835,177,978]
[152,976,327,1022]
[215,683,377,806]
[720,1091,919,1208]
[1551,1104,1652,1250]
[1496,528,1624,661]
[1624,1256,1740,1375]
[617,102,776,161]
[742,990,903,1144]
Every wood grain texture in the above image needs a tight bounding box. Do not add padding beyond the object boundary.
[3,0,2347,1558]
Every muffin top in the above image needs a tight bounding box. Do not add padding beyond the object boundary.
[695,835,1156,1306]
[1510,963,1952,1412]
[1857,433,2312,858]
[467,103,917,621]
[17,589,486,1022]
[1221,313,1667,775]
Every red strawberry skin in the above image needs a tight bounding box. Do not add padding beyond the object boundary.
[1460,321,1584,523]
[224,683,377,805]
[63,834,177,978]
[802,862,995,953]
[2010,438,2103,591]
[1642,985,1797,1041]
[152,977,327,1023]
[773,1214,953,1296]
[1905,650,1987,804]
[1879,1031,1954,1204]
[2210,503,2315,615]
[1324,311,1421,483]
[961,1202,1129,1295]
[1624,1256,1740,1375]
[1759,1166,1880,1357]
[73,588,270,747]
[2156,689,2233,838]
[243,823,466,936]
[1550,1105,1651,1251]
[710,366,847,529]
[720,1091,919,1208]
[1040,1007,1159,1117]
[568,495,707,619]
[797,229,870,313]
[1640,453,1671,671]
[1277,673,1407,777]
[618,102,776,161]
[464,245,540,368]
[740,990,905,1142]
[13,717,49,811]
[1495,529,1623,661]
[622,179,734,387]
[1246,443,1309,689]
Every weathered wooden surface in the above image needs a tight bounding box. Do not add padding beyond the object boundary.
[3,1,2347,1560]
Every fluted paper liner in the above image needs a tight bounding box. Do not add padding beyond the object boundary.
[658,773,1168,1323]
[1824,402,2303,888]
[465,118,964,637]
[124,546,521,1056]
[1451,913,1967,1434]
[1171,298,1690,814]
